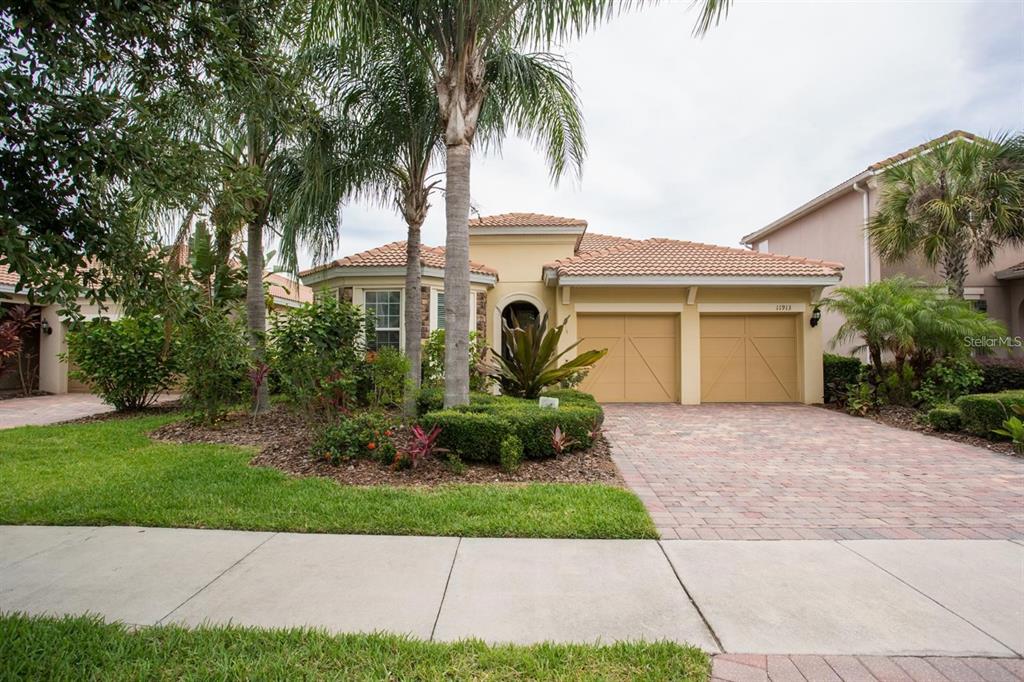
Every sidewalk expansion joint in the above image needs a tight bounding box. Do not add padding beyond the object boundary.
[430,536,462,642]
[156,531,278,626]
[837,540,1019,656]
[657,540,724,653]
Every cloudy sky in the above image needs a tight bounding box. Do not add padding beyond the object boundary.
[297,0,1022,270]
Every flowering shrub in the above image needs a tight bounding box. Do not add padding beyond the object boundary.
[314,412,397,465]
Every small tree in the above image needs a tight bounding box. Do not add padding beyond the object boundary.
[822,277,1005,381]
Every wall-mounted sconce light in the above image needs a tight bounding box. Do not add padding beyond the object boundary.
[809,307,822,328]
[40,319,53,336]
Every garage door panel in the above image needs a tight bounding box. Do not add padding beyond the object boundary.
[701,315,799,403]
[748,316,795,337]
[578,314,678,403]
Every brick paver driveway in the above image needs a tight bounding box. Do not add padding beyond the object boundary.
[604,404,1024,540]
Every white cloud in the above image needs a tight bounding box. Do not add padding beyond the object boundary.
[297,0,1023,269]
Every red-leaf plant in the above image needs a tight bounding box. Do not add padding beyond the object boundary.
[405,424,444,468]
[550,425,578,456]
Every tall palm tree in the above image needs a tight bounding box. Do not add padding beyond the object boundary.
[868,133,1024,299]
[309,0,732,406]
[321,30,591,412]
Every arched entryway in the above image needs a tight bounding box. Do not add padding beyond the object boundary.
[500,300,540,359]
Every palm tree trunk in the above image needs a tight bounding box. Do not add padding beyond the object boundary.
[247,218,270,413]
[443,141,472,407]
[403,224,423,416]
[941,247,968,299]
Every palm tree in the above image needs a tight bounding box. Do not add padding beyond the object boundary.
[321,30,591,412]
[868,133,1024,299]
[308,0,732,406]
[822,276,1005,380]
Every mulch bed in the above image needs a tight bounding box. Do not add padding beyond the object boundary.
[150,404,625,488]
[825,403,1018,456]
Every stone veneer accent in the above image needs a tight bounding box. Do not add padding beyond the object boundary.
[476,292,487,336]
[420,286,430,340]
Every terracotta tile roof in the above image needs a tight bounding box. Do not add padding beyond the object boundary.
[266,272,313,303]
[0,263,18,287]
[995,261,1024,281]
[469,212,587,228]
[868,130,980,170]
[547,238,843,278]
[576,232,641,254]
[300,241,498,277]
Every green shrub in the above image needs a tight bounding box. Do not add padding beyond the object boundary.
[313,412,398,465]
[538,388,600,406]
[367,347,409,407]
[65,316,177,411]
[490,399,599,458]
[913,357,983,409]
[420,392,603,461]
[271,298,370,414]
[955,391,1024,437]
[177,311,251,422]
[976,358,1024,393]
[499,435,524,473]
[823,354,863,404]
[926,404,962,432]
[417,410,511,462]
[421,329,492,392]
[415,387,495,416]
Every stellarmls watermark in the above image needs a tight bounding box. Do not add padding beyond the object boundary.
[965,336,1024,348]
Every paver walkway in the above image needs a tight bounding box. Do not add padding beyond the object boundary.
[0,392,177,429]
[604,403,1024,541]
[3,527,1022,674]
[711,653,1024,681]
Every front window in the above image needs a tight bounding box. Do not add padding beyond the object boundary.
[365,290,401,349]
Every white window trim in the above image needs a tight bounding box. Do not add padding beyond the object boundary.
[430,288,478,335]
[363,288,404,349]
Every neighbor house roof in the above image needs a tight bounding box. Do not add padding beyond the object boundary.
[741,130,982,246]
[469,212,587,228]
[265,272,313,305]
[0,264,17,288]
[300,241,498,280]
[545,238,843,283]
[995,261,1024,281]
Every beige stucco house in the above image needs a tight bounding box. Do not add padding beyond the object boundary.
[0,264,311,395]
[741,130,1024,357]
[300,213,843,404]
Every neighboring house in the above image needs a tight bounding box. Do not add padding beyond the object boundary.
[0,263,311,395]
[740,130,1024,357]
[300,213,843,404]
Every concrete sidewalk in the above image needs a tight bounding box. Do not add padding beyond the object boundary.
[1,526,1021,660]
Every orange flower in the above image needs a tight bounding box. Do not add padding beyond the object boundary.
[367,442,376,450]
[385,430,393,437]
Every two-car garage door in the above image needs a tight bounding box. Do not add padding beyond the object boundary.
[577,313,798,403]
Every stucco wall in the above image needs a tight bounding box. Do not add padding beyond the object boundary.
[755,184,1024,357]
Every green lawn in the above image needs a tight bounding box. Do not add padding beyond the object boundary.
[0,414,656,539]
[0,613,710,681]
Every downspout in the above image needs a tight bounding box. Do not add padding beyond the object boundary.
[853,180,870,283]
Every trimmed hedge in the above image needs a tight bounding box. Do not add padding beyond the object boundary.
[415,387,495,416]
[976,358,1024,394]
[926,404,962,432]
[823,353,863,404]
[419,390,603,461]
[954,390,1024,438]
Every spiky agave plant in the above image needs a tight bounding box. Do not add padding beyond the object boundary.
[490,312,606,399]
